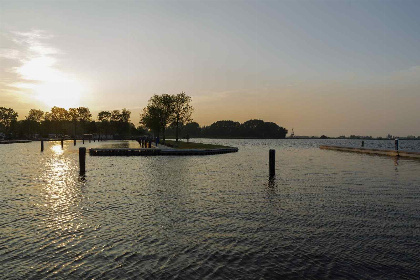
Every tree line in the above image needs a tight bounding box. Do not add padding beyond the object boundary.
[2,91,288,140]
[138,92,287,140]
[0,106,144,139]
[164,119,288,139]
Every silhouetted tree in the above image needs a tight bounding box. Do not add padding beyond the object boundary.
[25,109,44,136]
[69,107,92,137]
[170,92,193,142]
[0,107,18,135]
[140,94,174,141]
[202,120,241,138]
[200,119,287,138]
[26,109,44,122]
[98,111,111,137]
[183,122,201,137]
[140,105,162,137]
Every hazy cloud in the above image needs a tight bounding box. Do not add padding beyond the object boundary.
[1,29,84,109]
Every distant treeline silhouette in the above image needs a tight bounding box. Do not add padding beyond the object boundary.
[0,106,143,139]
[139,93,287,140]
[165,119,288,139]
[1,105,287,140]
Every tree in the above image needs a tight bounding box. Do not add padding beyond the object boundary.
[203,120,240,138]
[120,108,131,136]
[140,105,162,137]
[120,108,131,123]
[111,110,121,122]
[77,107,92,122]
[26,109,44,122]
[140,94,174,141]
[183,122,201,137]
[0,107,18,134]
[68,107,92,136]
[25,109,44,137]
[50,106,70,121]
[98,111,111,122]
[170,92,193,142]
[98,111,111,137]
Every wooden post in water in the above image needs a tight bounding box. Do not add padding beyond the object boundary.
[83,138,85,144]
[41,140,44,152]
[61,139,64,149]
[74,139,76,146]
[79,147,86,175]
[269,149,275,177]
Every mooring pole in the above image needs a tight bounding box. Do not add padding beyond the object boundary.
[269,149,275,177]
[79,147,86,175]
[74,138,76,146]
[61,139,64,149]
[83,138,85,144]
[41,140,44,152]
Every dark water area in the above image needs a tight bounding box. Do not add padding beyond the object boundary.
[1,139,419,279]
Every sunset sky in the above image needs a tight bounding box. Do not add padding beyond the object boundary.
[1,0,419,137]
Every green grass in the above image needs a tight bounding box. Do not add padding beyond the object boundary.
[163,140,232,149]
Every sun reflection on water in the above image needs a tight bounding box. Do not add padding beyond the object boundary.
[40,143,85,236]
[50,143,63,155]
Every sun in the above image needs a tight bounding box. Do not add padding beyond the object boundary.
[15,56,85,109]
[35,79,84,109]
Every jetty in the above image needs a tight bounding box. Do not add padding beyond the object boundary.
[0,140,32,144]
[89,147,238,156]
[320,145,420,159]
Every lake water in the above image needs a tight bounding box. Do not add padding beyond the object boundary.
[1,139,419,279]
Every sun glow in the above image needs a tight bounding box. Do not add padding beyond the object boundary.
[11,31,85,109]
[15,57,84,108]
[35,79,83,109]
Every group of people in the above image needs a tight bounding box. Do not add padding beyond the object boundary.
[137,136,160,148]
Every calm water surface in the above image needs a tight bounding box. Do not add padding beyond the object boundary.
[1,139,419,279]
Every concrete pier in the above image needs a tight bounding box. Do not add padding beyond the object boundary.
[320,145,420,159]
[89,147,238,156]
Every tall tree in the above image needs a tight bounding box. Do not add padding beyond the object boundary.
[68,107,92,136]
[119,108,132,136]
[140,105,162,137]
[183,122,201,137]
[0,107,18,134]
[120,108,131,123]
[98,111,112,122]
[140,94,174,141]
[25,109,44,136]
[111,110,121,122]
[77,107,92,122]
[170,92,193,142]
[50,106,70,121]
[26,109,44,122]
[98,111,111,137]
[68,108,79,137]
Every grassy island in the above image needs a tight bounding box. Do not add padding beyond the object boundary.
[163,140,232,150]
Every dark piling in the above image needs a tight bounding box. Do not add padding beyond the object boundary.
[269,149,275,177]
[79,147,86,175]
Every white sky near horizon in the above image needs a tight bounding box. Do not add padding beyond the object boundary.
[0,0,419,137]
